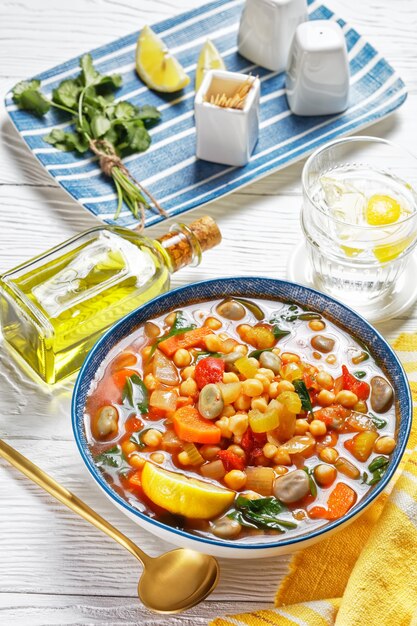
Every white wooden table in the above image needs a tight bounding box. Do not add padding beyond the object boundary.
[0,0,416,623]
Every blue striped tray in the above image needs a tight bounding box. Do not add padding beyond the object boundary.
[5,0,407,229]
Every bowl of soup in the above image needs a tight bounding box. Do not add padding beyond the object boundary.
[72,278,411,558]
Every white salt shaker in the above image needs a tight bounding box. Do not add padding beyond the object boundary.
[285,20,350,116]
[194,70,260,167]
[238,0,308,72]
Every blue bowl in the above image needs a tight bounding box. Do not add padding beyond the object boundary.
[72,277,411,558]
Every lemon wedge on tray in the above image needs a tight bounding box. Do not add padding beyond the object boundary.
[195,40,225,90]
[141,461,234,519]
[136,25,190,92]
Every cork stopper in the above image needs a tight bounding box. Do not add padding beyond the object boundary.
[187,216,222,252]
[156,215,221,273]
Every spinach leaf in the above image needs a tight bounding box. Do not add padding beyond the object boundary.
[122,374,149,413]
[362,456,389,485]
[95,445,130,476]
[354,371,367,379]
[227,495,297,532]
[297,312,322,321]
[12,80,51,116]
[272,325,291,340]
[195,350,222,362]
[293,379,313,413]
[369,412,387,429]
[368,456,389,473]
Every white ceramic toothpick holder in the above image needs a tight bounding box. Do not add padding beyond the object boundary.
[285,20,350,116]
[194,70,260,167]
[238,0,308,72]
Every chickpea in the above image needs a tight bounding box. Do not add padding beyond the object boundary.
[144,321,160,338]
[272,448,292,466]
[229,413,249,437]
[246,357,260,371]
[276,380,295,393]
[164,311,177,326]
[129,454,145,469]
[263,443,278,459]
[234,394,252,411]
[223,372,240,383]
[178,451,191,465]
[200,445,221,460]
[319,447,339,464]
[309,320,326,331]
[374,436,396,455]
[314,464,337,486]
[141,346,153,361]
[204,334,223,353]
[251,396,268,412]
[353,400,368,414]
[316,371,334,390]
[273,465,289,476]
[234,344,248,356]
[222,338,238,354]
[218,332,229,341]
[224,470,247,490]
[281,352,300,364]
[215,416,232,438]
[268,381,280,399]
[242,378,264,397]
[335,390,358,408]
[294,419,310,435]
[173,349,191,368]
[150,452,164,464]
[317,389,336,407]
[180,378,198,397]
[221,405,236,418]
[326,354,337,365]
[255,373,271,392]
[204,316,222,330]
[257,368,275,381]
[312,352,322,360]
[181,365,196,380]
[142,429,163,448]
[121,440,137,456]
[237,324,252,341]
[227,444,245,458]
[309,420,327,437]
[144,373,157,390]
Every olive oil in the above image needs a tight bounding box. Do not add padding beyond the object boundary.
[0,217,221,384]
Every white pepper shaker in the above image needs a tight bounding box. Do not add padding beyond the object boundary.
[238,0,308,72]
[285,20,350,116]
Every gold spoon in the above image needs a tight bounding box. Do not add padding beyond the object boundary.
[0,439,219,613]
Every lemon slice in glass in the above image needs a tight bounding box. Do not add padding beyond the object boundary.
[365,194,401,226]
[141,461,234,519]
[195,40,225,91]
[136,25,190,92]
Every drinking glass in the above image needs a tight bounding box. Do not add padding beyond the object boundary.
[301,137,417,307]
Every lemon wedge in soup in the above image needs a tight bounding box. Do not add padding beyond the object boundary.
[365,194,401,226]
[195,39,225,90]
[136,25,190,92]
[141,462,234,519]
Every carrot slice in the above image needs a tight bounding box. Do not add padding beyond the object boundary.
[172,406,221,444]
[158,327,213,357]
[309,483,357,520]
[128,471,142,487]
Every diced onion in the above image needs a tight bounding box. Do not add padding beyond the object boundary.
[153,349,179,385]
[149,389,177,412]
[245,466,274,495]
[279,434,315,455]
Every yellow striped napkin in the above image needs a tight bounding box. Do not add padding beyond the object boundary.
[211,333,417,626]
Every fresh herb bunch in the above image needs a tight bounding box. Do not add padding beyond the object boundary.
[12,54,165,226]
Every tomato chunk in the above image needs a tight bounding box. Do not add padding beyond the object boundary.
[195,357,225,389]
[341,365,370,400]
[218,450,245,472]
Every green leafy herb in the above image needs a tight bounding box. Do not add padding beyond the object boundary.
[297,312,322,321]
[95,445,130,476]
[354,371,367,379]
[130,427,162,448]
[293,379,313,413]
[288,304,298,312]
[248,347,273,359]
[272,325,291,340]
[362,456,389,485]
[195,350,222,362]
[369,412,387,429]
[122,374,149,413]
[12,54,162,224]
[303,467,317,498]
[227,495,297,532]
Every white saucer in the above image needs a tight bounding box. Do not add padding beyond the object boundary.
[286,242,417,324]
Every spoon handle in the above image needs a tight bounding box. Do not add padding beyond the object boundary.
[0,439,150,566]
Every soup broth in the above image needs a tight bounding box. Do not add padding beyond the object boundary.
[84,298,397,543]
